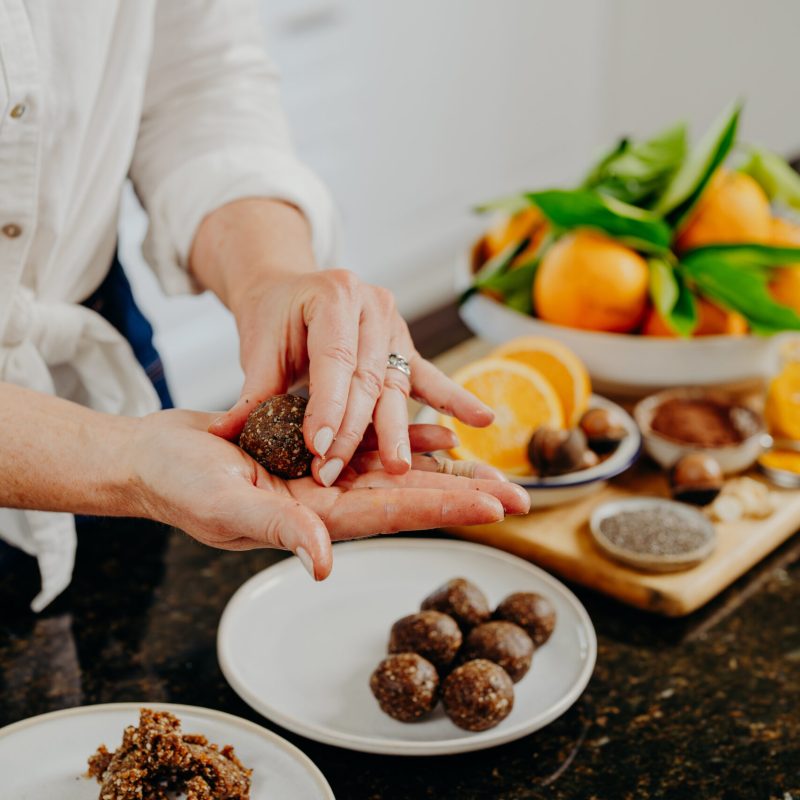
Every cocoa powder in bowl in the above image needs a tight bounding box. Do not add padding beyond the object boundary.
[650,397,757,448]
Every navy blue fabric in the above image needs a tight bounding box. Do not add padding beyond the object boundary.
[81,254,174,409]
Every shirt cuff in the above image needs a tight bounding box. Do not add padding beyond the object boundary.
[141,148,340,296]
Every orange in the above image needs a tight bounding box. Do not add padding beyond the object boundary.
[674,169,771,252]
[491,336,591,426]
[768,216,800,314]
[472,207,547,272]
[642,298,748,337]
[533,229,649,333]
[439,358,564,475]
[765,358,800,440]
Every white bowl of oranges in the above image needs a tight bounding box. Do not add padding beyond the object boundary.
[458,286,780,396]
[418,336,641,508]
[461,103,800,395]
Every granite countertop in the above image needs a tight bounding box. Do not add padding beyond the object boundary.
[1,516,799,800]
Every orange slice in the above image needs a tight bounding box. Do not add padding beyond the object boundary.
[439,358,564,475]
[491,336,591,426]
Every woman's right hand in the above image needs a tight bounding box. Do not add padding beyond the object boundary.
[130,410,529,579]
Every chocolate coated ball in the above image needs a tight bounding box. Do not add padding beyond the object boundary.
[494,592,556,647]
[442,659,514,731]
[671,453,723,506]
[370,653,439,722]
[239,394,313,479]
[579,407,628,454]
[389,611,462,670]
[461,621,534,682]
[421,577,491,633]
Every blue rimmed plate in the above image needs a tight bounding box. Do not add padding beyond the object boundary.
[416,394,641,508]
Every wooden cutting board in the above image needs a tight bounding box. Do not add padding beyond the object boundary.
[420,338,800,616]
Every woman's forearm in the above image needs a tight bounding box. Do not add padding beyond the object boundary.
[0,383,142,517]
[189,197,317,316]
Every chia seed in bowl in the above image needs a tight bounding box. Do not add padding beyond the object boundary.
[590,498,716,572]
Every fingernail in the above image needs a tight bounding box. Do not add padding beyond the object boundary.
[295,546,316,580]
[313,426,335,457]
[319,458,344,487]
[397,442,412,466]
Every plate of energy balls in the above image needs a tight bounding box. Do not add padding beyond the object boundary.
[218,539,596,755]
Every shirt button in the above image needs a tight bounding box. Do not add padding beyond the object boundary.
[9,103,26,119]
[2,223,23,238]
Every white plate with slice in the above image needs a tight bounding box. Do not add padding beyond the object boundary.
[416,395,641,508]
[218,539,596,756]
[0,702,334,799]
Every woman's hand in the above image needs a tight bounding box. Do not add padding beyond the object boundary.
[190,198,493,487]
[132,412,529,579]
[209,268,493,486]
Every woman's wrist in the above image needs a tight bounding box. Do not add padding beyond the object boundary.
[189,197,318,316]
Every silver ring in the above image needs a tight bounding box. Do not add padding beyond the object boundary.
[386,352,411,379]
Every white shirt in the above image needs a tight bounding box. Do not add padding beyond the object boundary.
[0,0,337,610]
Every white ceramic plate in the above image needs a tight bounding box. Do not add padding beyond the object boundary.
[416,395,641,508]
[218,539,596,756]
[458,253,784,394]
[0,702,334,800]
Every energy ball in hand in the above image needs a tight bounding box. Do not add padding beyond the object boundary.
[238,394,313,479]
[370,653,439,722]
[494,592,556,647]
[389,611,462,671]
[442,659,514,731]
[461,621,534,682]
[421,577,491,633]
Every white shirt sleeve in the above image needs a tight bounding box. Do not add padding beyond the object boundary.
[129,0,339,295]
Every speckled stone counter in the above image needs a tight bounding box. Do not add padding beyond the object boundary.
[1,517,799,799]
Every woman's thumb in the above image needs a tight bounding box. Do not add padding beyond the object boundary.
[231,484,333,580]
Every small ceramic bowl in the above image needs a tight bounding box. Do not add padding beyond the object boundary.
[634,388,770,475]
[590,497,716,572]
[416,395,642,509]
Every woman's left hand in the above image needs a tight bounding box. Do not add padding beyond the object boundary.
[209,268,494,486]
[133,414,528,579]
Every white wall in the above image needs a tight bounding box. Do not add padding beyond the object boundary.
[258,0,607,315]
[120,0,800,410]
[599,0,800,156]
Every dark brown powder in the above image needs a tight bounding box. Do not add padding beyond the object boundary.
[651,397,754,447]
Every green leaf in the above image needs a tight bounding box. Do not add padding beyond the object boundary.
[649,256,678,314]
[648,257,697,336]
[681,243,800,269]
[583,123,687,207]
[582,137,630,191]
[528,189,672,251]
[671,268,700,335]
[460,237,532,306]
[474,194,536,216]
[494,259,539,314]
[681,249,800,334]
[654,101,741,228]
[739,146,800,210]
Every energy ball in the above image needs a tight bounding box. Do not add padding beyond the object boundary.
[239,394,313,479]
[421,577,491,633]
[495,592,556,647]
[461,621,534,682]
[370,653,439,722]
[389,611,462,671]
[442,659,514,731]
